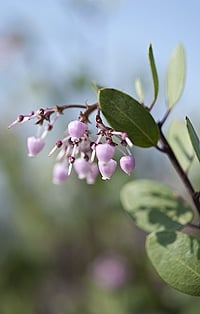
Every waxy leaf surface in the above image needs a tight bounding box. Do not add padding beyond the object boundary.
[167,120,194,171]
[186,117,200,163]
[148,44,159,102]
[98,88,159,147]
[120,180,193,232]
[146,231,200,296]
[166,44,186,109]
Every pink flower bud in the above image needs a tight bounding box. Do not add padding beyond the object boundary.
[73,158,90,179]
[86,163,99,184]
[120,155,135,175]
[27,136,45,157]
[98,159,117,180]
[68,120,86,138]
[52,163,68,184]
[96,143,115,162]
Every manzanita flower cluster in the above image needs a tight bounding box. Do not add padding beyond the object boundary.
[9,103,135,184]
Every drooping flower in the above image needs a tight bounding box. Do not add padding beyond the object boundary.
[98,159,117,180]
[73,157,91,179]
[68,120,87,139]
[86,163,99,184]
[27,136,45,157]
[9,104,136,184]
[120,155,135,175]
[95,143,115,162]
[52,163,68,184]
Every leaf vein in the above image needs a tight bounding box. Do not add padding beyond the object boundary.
[110,100,156,145]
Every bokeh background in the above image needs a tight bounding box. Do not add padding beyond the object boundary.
[1,0,200,313]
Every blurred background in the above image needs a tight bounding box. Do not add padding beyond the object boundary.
[1,0,200,313]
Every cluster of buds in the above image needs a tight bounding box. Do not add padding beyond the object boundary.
[8,103,135,184]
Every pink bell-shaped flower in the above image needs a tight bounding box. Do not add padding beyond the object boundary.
[73,157,91,179]
[27,136,45,157]
[98,159,117,180]
[52,163,68,184]
[68,120,86,138]
[86,163,99,184]
[96,143,115,162]
[120,155,135,175]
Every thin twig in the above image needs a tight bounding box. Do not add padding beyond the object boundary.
[157,123,200,217]
[159,108,171,127]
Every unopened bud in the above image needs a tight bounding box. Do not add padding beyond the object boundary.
[27,136,45,157]
[98,159,117,180]
[86,163,99,184]
[96,143,115,162]
[120,155,135,175]
[68,120,87,138]
[53,163,68,184]
[73,158,90,179]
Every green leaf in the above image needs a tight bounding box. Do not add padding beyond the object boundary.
[186,117,200,163]
[167,119,194,171]
[98,88,160,147]
[148,44,159,102]
[146,231,200,296]
[166,44,186,109]
[120,180,193,232]
[135,78,144,103]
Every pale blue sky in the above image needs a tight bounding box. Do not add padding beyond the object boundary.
[1,0,200,119]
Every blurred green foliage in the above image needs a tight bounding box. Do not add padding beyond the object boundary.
[1,125,200,313]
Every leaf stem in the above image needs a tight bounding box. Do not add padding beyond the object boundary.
[157,123,200,217]
[148,98,156,111]
[187,223,200,230]
[159,108,171,127]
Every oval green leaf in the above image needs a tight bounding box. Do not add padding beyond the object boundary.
[186,117,200,163]
[166,44,186,109]
[167,119,194,171]
[148,44,159,102]
[146,231,200,296]
[120,180,193,232]
[98,88,160,147]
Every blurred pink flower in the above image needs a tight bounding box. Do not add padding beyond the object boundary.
[90,252,129,290]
